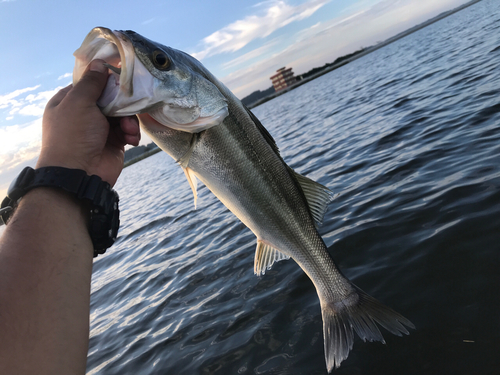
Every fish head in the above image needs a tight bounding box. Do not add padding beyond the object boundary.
[73,27,228,133]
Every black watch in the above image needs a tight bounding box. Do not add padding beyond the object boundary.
[0,166,120,257]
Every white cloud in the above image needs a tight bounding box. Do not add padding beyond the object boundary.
[221,56,280,98]
[0,115,40,199]
[192,0,330,60]
[222,0,471,97]
[292,21,322,43]
[222,38,282,70]
[2,86,63,119]
[0,85,40,109]
[58,72,72,80]
[16,104,44,117]
[26,87,62,103]
[0,118,42,172]
[0,84,63,187]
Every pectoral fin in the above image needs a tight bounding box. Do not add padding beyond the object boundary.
[176,132,201,168]
[183,167,198,209]
[254,240,290,276]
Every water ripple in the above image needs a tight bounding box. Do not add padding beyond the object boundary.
[87,2,500,374]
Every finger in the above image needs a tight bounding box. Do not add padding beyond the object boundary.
[124,132,140,147]
[68,59,108,105]
[107,119,127,149]
[120,116,140,136]
[46,85,72,109]
[121,116,141,146]
[108,118,141,148]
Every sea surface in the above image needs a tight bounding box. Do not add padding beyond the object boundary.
[86,1,500,374]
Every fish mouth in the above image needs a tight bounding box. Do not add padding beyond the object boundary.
[74,27,229,131]
[73,27,136,112]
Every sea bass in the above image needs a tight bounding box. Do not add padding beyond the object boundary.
[73,27,414,371]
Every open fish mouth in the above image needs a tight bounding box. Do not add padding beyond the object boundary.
[73,27,129,107]
[73,27,155,115]
[73,27,229,131]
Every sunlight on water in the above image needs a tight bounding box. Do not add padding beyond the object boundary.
[87,1,500,374]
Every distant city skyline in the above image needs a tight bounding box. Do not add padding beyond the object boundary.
[0,0,474,196]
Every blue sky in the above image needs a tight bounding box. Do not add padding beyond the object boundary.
[0,0,470,196]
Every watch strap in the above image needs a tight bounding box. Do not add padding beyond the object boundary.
[0,167,120,257]
[9,167,107,204]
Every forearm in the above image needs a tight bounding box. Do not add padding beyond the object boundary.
[0,188,94,374]
[0,59,139,374]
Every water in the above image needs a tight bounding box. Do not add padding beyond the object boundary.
[87,2,500,374]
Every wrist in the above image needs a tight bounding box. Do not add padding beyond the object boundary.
[37,147,124,188]
[5,187,94,260]
[1,167,120,256]
[17,187,90,230]
[37,151,92,175]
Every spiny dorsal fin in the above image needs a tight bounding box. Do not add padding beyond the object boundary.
[254,240,290,276]
[244,104,333,226]
[244,105,280,157]
[183,167,198,209]
[289,167,334,227]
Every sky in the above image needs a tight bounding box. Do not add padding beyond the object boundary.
[0,0,471,197]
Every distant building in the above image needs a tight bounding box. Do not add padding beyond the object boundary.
[270,67,296,92]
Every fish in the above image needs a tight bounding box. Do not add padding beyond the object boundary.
[73,27,414,372]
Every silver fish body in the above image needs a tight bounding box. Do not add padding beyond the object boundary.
[74,27,414,372]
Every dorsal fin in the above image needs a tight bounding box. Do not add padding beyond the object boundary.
[244,105,333,226]
[244,105,280,156]
[288,167,334,226]
[244,105,334,226]
[254,240,290,276]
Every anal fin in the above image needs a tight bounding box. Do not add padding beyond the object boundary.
[254,240,290,276]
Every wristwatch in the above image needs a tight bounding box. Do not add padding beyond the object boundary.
[0,166,120,257]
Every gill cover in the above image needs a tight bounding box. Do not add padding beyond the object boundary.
[73,27,228,133]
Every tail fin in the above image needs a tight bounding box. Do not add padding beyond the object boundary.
[321,284,414,372]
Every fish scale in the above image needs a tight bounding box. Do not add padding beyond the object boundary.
[73,27,415,372]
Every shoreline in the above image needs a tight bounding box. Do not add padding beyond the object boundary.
[122,0,482,166]
[247,0,483,109]
[123,147,162,168]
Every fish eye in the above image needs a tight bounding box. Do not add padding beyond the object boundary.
[153,50,170,70]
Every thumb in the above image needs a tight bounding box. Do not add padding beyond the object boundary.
[68,59,108,105]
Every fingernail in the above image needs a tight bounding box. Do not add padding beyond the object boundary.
[89,60,107,73]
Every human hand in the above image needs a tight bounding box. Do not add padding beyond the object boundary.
[37,59,140,186]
